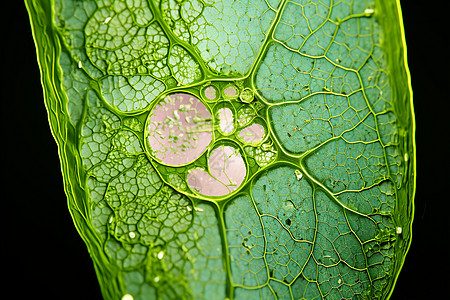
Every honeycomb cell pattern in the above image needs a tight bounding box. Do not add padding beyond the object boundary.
[30,0,414,299]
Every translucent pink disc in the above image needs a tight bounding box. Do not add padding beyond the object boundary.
[204,86,217,100]
[217,107,234,134]
[223,85,238,97]
[147,93,212,166]
[187,145,246,196]
[238,123,265,144]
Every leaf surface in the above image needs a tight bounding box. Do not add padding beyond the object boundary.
[26,0,415,299]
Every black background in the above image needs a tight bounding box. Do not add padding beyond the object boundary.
[3,1,449,299]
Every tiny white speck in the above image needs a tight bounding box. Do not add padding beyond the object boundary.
[157,251,164,260]
[364,8,374,14]
[404,153,409,162]
[396,227,402,234]
[129,231,136,239]
[154,276,160,283]
[187,206,192,212]
[109,216,113,223]
[103,16,112,24]
[194,207,204,212]
[78,61,82,68]
[121,294,133,300]
[295,170,303,181]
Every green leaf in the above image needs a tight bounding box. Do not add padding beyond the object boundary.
[26,0,415,299]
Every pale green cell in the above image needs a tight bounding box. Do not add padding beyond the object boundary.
[291,275,321,299]
[101,75,165,112]
[274,0,333,54]
[85,4,171,77]
[169,45,202,85]
[269,93,372,154]
[300,21,337,56]
[359,53,393,114]
[165,203,226,300]
[88,178,112,239]
[326,17,375,69]
[59,50,90,125]
[161,0,193,43]
[225,194,268,287]
[54,0,103,78]
[126,0,153,26]
[244,145,277,167]
[341,114,379,143]
[80,92,121,170]
[251,166,315,282]
[234,285,275,299]
[338,180,396,215]
[123,117,144,132]
[187,0,280,75]
[87,129,144,183]
[304,138,388,193]
[313,190,375,298]
[104,238,148,269]
[255,42,361,103]
[112,130,144,154]
[262,215,312,283]
[122,270,157,300]
[269,279,290,299]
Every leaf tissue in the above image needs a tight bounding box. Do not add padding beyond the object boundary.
[25,0,415,299]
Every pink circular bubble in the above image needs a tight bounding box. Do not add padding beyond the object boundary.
[146,93,213,166]
[187,145,246,197]
[238,123,265,144]
[204,86,218,100]
[217,107,234,134]
[223,85,238,97]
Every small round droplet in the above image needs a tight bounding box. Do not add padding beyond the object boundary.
[217,107,234,134]
[238,123,265,145]
[239,88,254,103]
[396,227,402,234]
[295,170,303,181]
[129,231,136,239]
[204,85,218,100]
[121,294,134,300]
[157,251,164,260]
[223,85,238,98]
[154,276,160,283]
